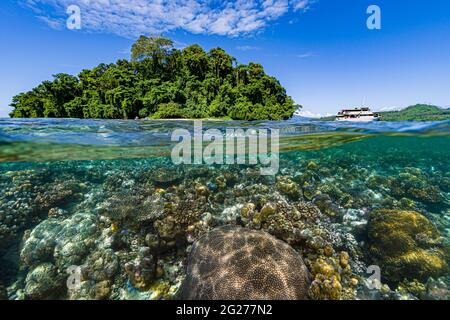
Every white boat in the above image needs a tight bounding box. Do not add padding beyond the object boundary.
[336,107,380,122]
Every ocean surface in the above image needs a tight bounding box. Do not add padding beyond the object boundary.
[0,117,449,300]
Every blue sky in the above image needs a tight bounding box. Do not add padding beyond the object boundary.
[1,0,449,118]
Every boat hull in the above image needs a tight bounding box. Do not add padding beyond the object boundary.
[336,117,380,122]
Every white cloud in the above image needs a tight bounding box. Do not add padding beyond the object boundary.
[36,15,64,29]
[379,106,402,112]
[295,109,333,118]
[236,45,261,51]
[297,52,314,59]
[291,0,316,12]
[21,0,316,38]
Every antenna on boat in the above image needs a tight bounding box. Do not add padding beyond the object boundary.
[362,96,366,108]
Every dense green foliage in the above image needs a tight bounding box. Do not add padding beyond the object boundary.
[9,36,295,120]
[379,104,450,121]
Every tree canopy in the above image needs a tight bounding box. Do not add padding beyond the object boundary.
[10,36,296,120]
[379,104,450,121]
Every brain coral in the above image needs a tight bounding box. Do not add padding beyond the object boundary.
[181,225,311,300]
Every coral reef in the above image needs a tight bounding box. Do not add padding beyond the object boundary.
[308,252,357,300]
[100,192,166,231]
[24,263,65,300]
[0,170,40,253]
[276,176,301,200]
[390,168,444,204]
[181,226,312,300]
[367,209,448,282]
[34,179,85,212]
[21,212,100,270]
[148,167,182,187]
[153,189,209,243]
[81,248,119,284]
[1,131,449,300]
[124,247,157,290]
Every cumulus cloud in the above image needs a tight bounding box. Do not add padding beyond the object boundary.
[21,0,315,38]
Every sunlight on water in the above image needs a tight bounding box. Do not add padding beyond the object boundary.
[1,118,449,162]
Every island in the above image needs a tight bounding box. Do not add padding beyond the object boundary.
[8,36,296,121]
[378,104,450,121]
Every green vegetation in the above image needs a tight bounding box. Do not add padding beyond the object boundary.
[379,104,450,121]
[9,36,295,120]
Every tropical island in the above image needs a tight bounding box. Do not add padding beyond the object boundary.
[9,36,296,121]
[379,104,450,121]
[318,104,450,122]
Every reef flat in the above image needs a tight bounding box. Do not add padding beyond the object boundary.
[0,119,449,300]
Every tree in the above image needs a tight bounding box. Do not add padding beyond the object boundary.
[131,36,174,76]
[208,48,233,79]
[182,45,209,80]
[131,36,174,62]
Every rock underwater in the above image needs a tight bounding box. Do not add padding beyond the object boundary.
[181,225,312,300]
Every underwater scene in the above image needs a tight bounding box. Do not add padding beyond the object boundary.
[0,118,449,300]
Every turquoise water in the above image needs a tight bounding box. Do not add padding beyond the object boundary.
[0,118,449,300]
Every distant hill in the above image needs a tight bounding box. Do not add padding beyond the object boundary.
[379,104,450,121]
[317,115,335,121]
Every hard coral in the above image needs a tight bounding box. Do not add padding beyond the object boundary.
[276,176,301,200]
[181,225,311,300]
[367,209,448,282]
